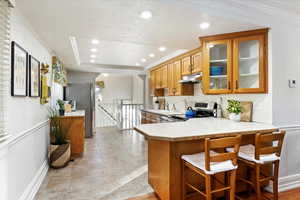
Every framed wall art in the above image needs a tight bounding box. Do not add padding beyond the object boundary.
[29,55,40,97]
[11,41,28,97]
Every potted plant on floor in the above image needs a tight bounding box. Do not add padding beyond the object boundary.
[57,99,65,116]
[48,108,71,168]
[227,100,243,122]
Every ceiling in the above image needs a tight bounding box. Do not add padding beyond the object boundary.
[17,0,266,73]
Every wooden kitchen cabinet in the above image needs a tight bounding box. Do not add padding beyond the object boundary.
[150,70,156,96]
[155,69,161,89]
[202,39,233,94]
[191,51,202,74]
[181,56,192,75]
[168,60,194,96]
[167,63,175,96]
[150,70,164,96]
[161,65,168,88]
[58,115,85,159]
[154,66,168,89]
[173,60,182,96]
[149,47,200,96]
[201,28,268,94]
[233,34,267,93]
[181,51,202,75]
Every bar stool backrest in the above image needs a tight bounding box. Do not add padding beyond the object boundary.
[254,130,286,160]
[204,135,242,171]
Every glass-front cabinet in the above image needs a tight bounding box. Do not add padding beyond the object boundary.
[233,34,266,93]
[201,28,268,94]
[203,40,232,94]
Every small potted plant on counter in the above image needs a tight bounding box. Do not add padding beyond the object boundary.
[48,108,71,168]
[227,100,243,122]
[57,99,65,116]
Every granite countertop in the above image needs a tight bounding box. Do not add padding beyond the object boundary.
[63,110,85,117]
[134,118,278,141]
[141,109,184,116]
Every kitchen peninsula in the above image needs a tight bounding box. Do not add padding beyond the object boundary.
[134,118,277,200]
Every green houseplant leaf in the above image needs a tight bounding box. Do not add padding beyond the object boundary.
[226,100,243,114]
[48,107,68,145]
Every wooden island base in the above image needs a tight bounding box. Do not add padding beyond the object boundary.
[148,134,271,200]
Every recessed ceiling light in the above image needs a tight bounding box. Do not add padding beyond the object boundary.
[91,48,98,52]
[200,22,210,29]
[141,58,147,63]
[102,73,109,77]
[140,10,152,19]
[90,59,95,63]
[90,55,96,58]
[149,53,155,58]
[91,39,99,44]
[136,62,141,66]
[159,46,166,52]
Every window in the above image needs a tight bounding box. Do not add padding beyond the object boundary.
[0,0,11,141]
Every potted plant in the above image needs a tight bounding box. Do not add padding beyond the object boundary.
[48,108,70,168]
[57,99,65,116]
[227,100,243,122]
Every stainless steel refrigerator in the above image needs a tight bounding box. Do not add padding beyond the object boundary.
[65,83,95,138]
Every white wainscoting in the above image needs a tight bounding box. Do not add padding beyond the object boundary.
[0,120,49,200]
[277,125,300,192]
[264,125,300,192]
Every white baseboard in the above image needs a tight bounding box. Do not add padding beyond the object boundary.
[18,160,49,200]
[277,173,300,192]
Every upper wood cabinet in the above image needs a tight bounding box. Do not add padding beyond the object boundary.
[161,65,168,88]
[201,28,268,94]
[181,56,192,76]
[149,47,200,96]
[167,63,175,96]
[181,51,202,76]
[155,69,161,89]
[150,70,156,96]
[233,34,267,93]
[202,39,233,94]
[191,52,202,74]
[167,61,194,96]
[154,65,168,89]
[173,60,182,96]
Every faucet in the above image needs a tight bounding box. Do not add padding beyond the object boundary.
[172,104,177,111]
[166,102,170,111]
[184,99,188,110]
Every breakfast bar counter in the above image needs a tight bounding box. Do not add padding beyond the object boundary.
[134,118,278,200]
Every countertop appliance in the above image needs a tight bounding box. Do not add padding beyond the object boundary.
[172,101,217,120]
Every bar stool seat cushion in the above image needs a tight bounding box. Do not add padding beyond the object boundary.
[227,144,280,164]
[182,151,237,175]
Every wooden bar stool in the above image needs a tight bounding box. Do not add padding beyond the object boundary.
[227,131,285,200]
[181,135,242,200]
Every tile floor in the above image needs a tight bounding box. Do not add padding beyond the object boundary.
[35,127,153,200]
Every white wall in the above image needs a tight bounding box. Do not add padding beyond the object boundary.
[132,75,144,104]
[269,26,300,188]
[68,70,99,84]
[0,7,63,200]
[96,75,133,103]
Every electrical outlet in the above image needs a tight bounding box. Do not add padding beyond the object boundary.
[289,79,296,88]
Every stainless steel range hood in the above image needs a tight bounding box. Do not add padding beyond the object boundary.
[179,73,202,83]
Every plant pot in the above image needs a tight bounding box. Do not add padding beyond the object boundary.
[229,113,241,122]
[59,109,65,116]
[49,142,71,169]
